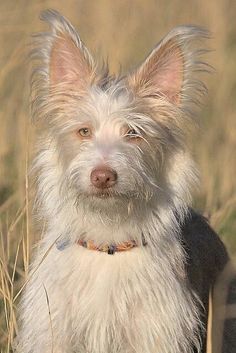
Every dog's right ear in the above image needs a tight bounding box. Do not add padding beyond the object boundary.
[127,26,209,109]
[33,10,95,93]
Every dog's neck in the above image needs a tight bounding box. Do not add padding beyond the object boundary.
[46,190,186,253]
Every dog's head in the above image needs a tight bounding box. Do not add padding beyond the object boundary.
[32,10,208,214]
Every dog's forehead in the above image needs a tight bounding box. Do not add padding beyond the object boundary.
[88,84,132,120]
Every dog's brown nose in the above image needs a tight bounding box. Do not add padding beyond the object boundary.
[90,167,117,189]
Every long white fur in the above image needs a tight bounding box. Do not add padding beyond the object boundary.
[15,9,209,353]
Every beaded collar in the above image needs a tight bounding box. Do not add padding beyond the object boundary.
[77,236,147,255]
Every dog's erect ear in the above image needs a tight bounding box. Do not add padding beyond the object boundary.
[127,26,209,106]
[35,10,95,92]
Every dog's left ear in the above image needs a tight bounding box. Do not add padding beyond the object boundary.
[35,10,96,93]
[127,26,209,106]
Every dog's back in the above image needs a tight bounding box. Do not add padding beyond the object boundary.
[181,210,235,353]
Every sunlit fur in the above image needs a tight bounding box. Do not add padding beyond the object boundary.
[15,9,209,353]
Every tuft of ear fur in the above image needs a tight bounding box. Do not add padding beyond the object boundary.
[127,26,210,110]
[31,9,96,122]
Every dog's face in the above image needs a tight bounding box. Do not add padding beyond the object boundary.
[53,85,168,206]
[33,11,208,210]
[57,90,156,200]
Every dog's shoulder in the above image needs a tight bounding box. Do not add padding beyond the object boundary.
[180,209,229,294]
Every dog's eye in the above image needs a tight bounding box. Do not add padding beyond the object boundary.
[77,127,92,138]
[127,129,137,135]
[126,128,140,138]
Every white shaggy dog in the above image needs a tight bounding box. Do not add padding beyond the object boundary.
[15,9,232,353]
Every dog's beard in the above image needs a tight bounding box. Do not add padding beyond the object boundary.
[59,146,167,222]
[63,180,154,222]
[74,188,150,208]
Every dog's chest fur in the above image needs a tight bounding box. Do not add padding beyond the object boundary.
[22,223,199,353]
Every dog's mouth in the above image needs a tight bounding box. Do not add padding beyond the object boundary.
[94,191,113,198]
[85,187,142,200]
[80,186,124,200]
[91,188,117,199]
[75,184,144,201]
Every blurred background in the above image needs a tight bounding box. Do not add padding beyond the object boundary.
[0,0,235,351]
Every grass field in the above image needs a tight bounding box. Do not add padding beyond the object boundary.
[0,0,235,351]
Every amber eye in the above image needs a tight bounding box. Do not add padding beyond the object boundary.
[126,128,140,138]
[77,127,92,138]
[127,129,138,135]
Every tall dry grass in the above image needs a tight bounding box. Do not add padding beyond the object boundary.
[0,0,235,351]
